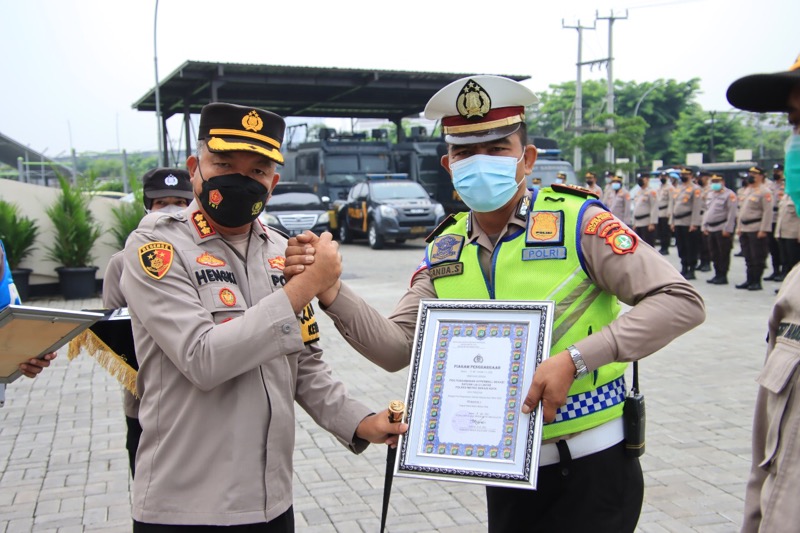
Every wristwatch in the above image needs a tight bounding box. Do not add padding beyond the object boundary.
[567,345,589,379]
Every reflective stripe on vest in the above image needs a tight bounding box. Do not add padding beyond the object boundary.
[427,189,627,439]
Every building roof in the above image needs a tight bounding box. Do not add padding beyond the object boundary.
[132,61,530,122]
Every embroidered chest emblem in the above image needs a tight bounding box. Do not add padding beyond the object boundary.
[268,256,286,270]
[430,235,464,265]
[196,252,226,267]
[219,288,237,307]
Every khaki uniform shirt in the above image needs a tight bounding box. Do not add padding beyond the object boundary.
[775,193,800,240]
[120,203,371,526]
[701,187,738,234]
[737,185,774,233]
[742,264,800,533]
[670,183,703,227]
[603,188,632,226]
[324,191,705,378]
[585,183,603,197]
[632,188,658,227]
[103,252,139,419]
[657,183,674,218]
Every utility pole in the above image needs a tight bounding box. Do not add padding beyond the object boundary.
[596,10,628,168]
[562,19,596,173]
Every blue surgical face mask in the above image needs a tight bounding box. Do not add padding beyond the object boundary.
[710,182,722,192]
[449,152,525,213]
[784,133,800,215]
[611,182,621,191]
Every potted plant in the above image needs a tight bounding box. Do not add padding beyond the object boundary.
[110,188,145,250]
[45,175,102,299]
[0,200,39,300]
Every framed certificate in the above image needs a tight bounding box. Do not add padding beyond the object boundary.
[0,305,103,383]
[395,299,554,490]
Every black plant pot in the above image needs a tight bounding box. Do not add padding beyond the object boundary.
[56,266,99,300]
[11,268,33,301]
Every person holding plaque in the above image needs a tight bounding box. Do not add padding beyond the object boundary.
[727,53,800,533]
[0,240,57,407]
[120,103,405,532]
[102,167,193,477]
[286,75,705,532]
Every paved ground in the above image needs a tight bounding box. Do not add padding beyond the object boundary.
[0,239,778,532]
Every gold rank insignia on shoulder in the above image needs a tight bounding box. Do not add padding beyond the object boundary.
[457,79,491,119]
[430,235,465,265]
[138,241,174,280]
[191,211,217,238]
[526,211,564,246]
[242,110,264,132]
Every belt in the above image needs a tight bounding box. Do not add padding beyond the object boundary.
[673,212,690,219]
[539,417,624,466]
[777,322,800,342]
[741,217,761,225]
[658,203,669,209]
[634,214,650,220]
[706,219,726,228]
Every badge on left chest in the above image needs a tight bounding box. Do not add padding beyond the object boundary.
[523,210,567,260]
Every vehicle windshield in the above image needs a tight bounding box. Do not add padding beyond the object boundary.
[326,173,366,186]
[370,181,429,200]
[268,191,324,210]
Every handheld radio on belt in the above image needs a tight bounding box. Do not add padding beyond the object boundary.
[623,361,646,457]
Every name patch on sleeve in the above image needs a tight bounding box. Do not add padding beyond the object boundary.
[300,303,320,345]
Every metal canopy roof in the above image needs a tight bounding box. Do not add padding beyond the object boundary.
[133,61,530,122]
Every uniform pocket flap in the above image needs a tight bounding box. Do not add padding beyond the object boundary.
[757,342,800,394]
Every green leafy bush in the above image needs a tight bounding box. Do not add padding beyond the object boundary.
[0,200,39,270]
[45,175,102,267]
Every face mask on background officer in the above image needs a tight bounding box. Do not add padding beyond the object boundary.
[186,142,278,232]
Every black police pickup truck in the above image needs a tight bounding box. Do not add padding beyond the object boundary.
[337,174,445,249]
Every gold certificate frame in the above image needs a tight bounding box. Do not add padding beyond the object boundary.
[0,305,103,383]
[395,299,554,490]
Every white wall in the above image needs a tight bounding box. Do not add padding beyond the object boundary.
[0,180,122,286]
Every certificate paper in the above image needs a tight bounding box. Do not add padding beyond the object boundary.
[396,300,554,490]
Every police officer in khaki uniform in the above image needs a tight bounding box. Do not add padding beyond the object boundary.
[555,171,567,184]
[288,75,705,533]
[656,171,675,255]
[701,174,738,284]
[120,103,404,531]
[669,168,703,279]
[696,172,713,272]
[735,165,774,290]
[603,175,631,225]
[727,52,800,533]
[103,167,193,477]
[584,171,603,197]
[764,166,784,281]
[632,173,658,246]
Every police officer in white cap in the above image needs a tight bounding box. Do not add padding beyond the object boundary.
[286,75,705,532]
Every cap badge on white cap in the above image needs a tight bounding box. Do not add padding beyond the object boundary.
[242,110,264,133]
[164,174,178,186]
[457,80,492,119]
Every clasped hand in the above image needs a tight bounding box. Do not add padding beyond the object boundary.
[284,231,341,306]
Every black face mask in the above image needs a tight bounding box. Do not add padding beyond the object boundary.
[586,180,595,186]
[680,176,690,183]
[660,177,667,184]
[636,178,645,188]
[747,176,756,185]
[198,171,269,228]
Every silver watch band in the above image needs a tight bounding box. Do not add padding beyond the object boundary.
[567,345,589,379]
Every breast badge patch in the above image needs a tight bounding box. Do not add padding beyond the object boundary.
[526,211,564,245]
[219,288,237,307]
[268,256,286,270]
[430,235,464,265]
[196,252,226,267]
[138,242,174,280]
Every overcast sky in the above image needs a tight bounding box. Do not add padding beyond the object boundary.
[2,0,797,157]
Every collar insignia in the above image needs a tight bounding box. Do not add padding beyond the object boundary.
[456,79,491,119]
[191,210,217,238]
[242,110,263,132]
[196,252,226,267]
[526,211,564,246]
[516,196,531,219]
[430,235,465,265]
[138,241,174,280]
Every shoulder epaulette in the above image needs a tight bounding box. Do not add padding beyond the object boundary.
[425,213,464,243]
[551,183,599,199]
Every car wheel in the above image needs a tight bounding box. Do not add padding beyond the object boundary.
[339,219,352,243]
[368,222,385,250]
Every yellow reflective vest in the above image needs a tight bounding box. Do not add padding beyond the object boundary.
[426,188,627,439]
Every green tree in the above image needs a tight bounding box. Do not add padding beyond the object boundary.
[670,109,749,163]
